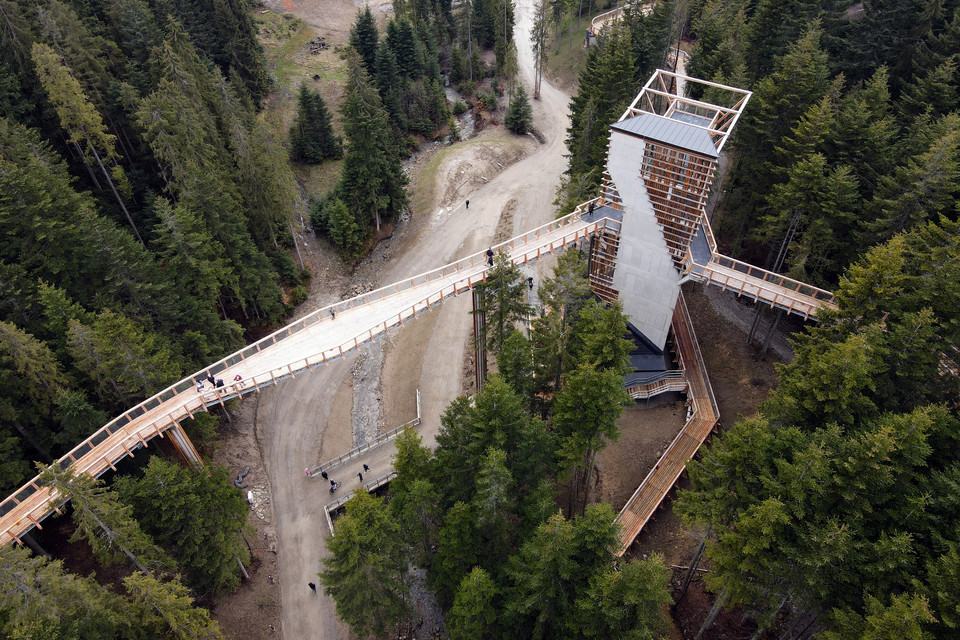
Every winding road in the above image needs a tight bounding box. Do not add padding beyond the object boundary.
[256,1,573,637]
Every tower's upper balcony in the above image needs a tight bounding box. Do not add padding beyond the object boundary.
[617,70,752,154]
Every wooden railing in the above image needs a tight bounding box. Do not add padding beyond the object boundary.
[614,293,718,555]
[307,391,421,477]
[0,205,623,547]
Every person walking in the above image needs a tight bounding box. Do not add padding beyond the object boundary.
[309,582,317,593]
[304,468,310,477]
[321,470,328,480]
[486,248,494,266]
[466,199,470,209]
[357,472,363,482]
[362,464,370,473]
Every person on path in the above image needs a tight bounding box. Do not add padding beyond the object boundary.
[588,200,595,214]
[362,464,370,473]
[321,470,328,480]
[466,199,470,209]
[196,380,204,392]
[330,479,336,486]
[215,379,224,388]
[206,373,216,385]
[233,374,243,382]
[357,472,363,482]
[486,248,494,266]
[309,582,317,593]
[527,277,534,290]
[304,468,310,477]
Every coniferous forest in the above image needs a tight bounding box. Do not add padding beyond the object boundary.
[556,0,960,638]
[2,0,960,638]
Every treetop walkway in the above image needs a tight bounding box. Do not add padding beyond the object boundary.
[0,204,619,547]
[683,218,836,320]
[614,292,718,555]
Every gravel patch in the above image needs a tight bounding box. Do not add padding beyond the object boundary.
[351,340,384,447]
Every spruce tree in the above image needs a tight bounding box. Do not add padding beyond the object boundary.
[338,53,408,236]
[505,83,533,134]
[349,6,380,72]
[374,40,406,131]
[122,572,224,640]
[289,84,342,163]
[447,568,499,640]
[472,252,533,358]
[319,489,410,637]
[115,457,251,596]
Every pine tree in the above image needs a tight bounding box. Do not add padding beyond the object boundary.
[473,448,516,567]
[338,53,409,236]
[431,501,481,608]
[505,83,533,133]
[114,457,251,596]
[350,6,380,72]
[38,462,172,574]
[289,84,342,163]
[122,572,224,640]
[472,252,533,358]
[67,311,182,409]
[319,489,410,637]
[447,567,499,640]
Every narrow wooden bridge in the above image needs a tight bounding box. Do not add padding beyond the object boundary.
[0,206,614,547]
[614,293,718,555]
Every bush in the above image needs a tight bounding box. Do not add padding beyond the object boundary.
[289,284,309,307]
[309,195,328,233]
[452,100,468,116]
[459,79,476,96]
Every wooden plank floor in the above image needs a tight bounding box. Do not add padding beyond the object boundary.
[614,294,719,556]
[0,211,610,547]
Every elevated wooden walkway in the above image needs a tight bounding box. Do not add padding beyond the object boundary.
[0,206,619,547]
[683,222,836,320]
[615,293,718,556]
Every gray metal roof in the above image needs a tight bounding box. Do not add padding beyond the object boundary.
[611,113,719,158]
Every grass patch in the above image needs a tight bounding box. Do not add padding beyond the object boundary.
[411,138,526,217]
[542,3,617,92]
[255,9,350,201]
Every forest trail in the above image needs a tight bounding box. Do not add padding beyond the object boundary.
[254,1,573,638]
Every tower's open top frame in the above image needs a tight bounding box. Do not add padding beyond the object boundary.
[619,70,752,152]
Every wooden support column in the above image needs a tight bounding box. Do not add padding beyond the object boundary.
[472,288,487,392]
[167,422,203,465]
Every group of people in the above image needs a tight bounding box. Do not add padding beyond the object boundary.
[196,372,244,393]
[317,463,371,495]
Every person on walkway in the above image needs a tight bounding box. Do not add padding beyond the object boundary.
[309,582,317,593]
[304,468,310,477]
[486,248,494,266]
[330,479,336,487]
[330,308,336,319]
[466,199,470,209]
[357,472,363,482]
[215,379,224,388]
[362,464,370,473]
[321,470,328,480]
[196,380,204,392]
[588,200,595,214]
[527,277,534,290]
[233,374,243,382]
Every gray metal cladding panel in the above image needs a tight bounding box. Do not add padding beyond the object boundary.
[611,113,719,159]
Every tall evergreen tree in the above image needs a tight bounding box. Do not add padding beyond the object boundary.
[115,457,251,596]
[319,489,410,638]
[122,572,224,640]
[472,252,533,358]
[338,53,409,235]
[505,83,533,134]
[349,6,380,72]
[289,83,342,163]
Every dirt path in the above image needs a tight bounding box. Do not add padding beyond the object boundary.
[240,1,574,638]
